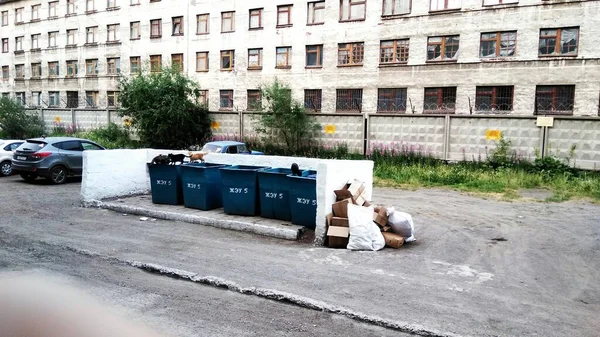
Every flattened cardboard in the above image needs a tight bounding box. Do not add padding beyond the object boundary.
[347,180,366,198]
[353,195,366,206]
[331,217,349,227]
[382,232,404,248]
[373,206,388,227]
[332,199,352,218]
[334,182,353,201]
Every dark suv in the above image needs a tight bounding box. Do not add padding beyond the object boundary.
[12,137,105,184]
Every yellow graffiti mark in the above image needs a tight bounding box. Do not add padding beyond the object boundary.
[324,124,336,134]
[486,129,502,140]
[211,121,221,130]
[54,116,61,123]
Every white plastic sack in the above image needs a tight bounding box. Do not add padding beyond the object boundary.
[347,204,385,251]
[387,207,416,242]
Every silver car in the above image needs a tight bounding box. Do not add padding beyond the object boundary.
[12,137,105,184]
[0,139,25,176]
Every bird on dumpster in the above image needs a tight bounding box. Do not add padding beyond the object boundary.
[291,163,302,177]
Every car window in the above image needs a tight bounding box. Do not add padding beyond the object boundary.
[201,144,222,153]
[226,146,238,154]
[82,142,103,151]
[55,140,83,151]
[237,145,248,153]
[17,141,47,152]
[8,142,23,151]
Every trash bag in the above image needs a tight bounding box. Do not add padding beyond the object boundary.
[347,204,385,251]
[387,207,416,242]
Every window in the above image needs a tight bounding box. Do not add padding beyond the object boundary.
[107,57,120,75]
[85,91,99,107]
[219,90,233,110]
[48,91,60,107]
[338,42,364,66]
[430,0,461,11]
[107,91,119,107]
[427,35,459,61]
[32,92,42,106]
[130,22,140,39]
[67,0,75,14]
[336,89,363,112]
[197,90,208,105]
[86,0,95,12]
[15,92,25,105]
[196,52,208,71]
[475,86,514,112]
[304,89,322,112]
[82,142,103,150]
[277,5,292,26]
[340,0,366,21]
[248,48,262,69]
[1,11,8,26]
[221,11,234,32]
[67,91,78,108]
[85,59,98,76]
[377,88,407,112]
[31,4,40,20]
[15,64,25,78]
[31,63,41,77]
[150,19,162,38]
[48,31,58,47]
[130,56,140,73]
[535,85,575,114]
[66,29,77,45]
[150,55,162,72]
[171,54,183,72]
[48,1,58,17]
[383,0,410,15]
[480,31,516,58]
[483,0,517,5]
[56,141,83,151]
[15,8,23,23]
[15,36,23,51]
[307,1,325,24]
[107,24,120,42]
[380,39,409,64]
[423,87,457,113]
[306,45,323,67]
[220,50,234,70]
[48,61,59,77]
[107,0,117,8]
[249,8,262,29]
[66,60,78,77]
[172,16,183,35]
[539,27,579,57]
[276,47,292,68]
[247,90,261,110]
[1,39,7,53]
[1,66,8,79]
[197,14,209,34]
[86,27,97,44]
[31,34,40,49]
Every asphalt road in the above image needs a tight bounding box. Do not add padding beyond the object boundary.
[1,175,599,337]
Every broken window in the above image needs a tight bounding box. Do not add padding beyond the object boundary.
[475,86,514,112]
[338,42,364,66]
[427,35,459,61]
[380,39,409,64]
[423,87,456,113]
[539,27,579,57]
[480,31,516,58]
[535,85,575,115]
[172,16,183,35]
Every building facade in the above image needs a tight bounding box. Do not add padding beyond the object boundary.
[0,0,599,115]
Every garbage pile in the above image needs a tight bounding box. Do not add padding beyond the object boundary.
[326,179,416,251]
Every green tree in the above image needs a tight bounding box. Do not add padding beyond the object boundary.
[118,67,212,149]
[255,79,320,153]
[0,97,45,139]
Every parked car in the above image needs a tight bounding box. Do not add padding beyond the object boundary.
[0,139,25,176]
[200,141,264,155]
[12,137,106,184]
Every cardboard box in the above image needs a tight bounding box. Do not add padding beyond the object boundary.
[332,199,352,218]
[327,226,350,248]
[382,232,404,248]
[333,182,352,201]
[373,206,388,227]
[347,180,365,198]
[331,217,349,227]
[353,195,366,206]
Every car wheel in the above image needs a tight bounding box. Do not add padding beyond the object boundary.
[48,166,68,185]
[20,173,38,182]
[0,161,12,176]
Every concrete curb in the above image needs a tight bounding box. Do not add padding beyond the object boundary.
[97,201,303,241]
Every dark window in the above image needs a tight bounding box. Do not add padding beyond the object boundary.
[55,141,82,151]
[172,16,183,35]
[377,88,407,113]
[4,142,23,151]
[67,91,79,108]
[247,90,261,110]
[535,85,575,115]
[306,45,323,67]
[336,89,362,112]
[475,86,514,112]
[423,87,456,113]
[304,89,322,112]
[226,146,238,154]
[220,90,233,110]
[82,142,103,150]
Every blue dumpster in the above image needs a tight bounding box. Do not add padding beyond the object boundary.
[257,168,293,221]
[220,165,268,216]
[148,163,182,205]
[288,170,317,229]
[181,163,229,210]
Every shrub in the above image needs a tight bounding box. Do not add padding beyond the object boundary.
[0,97,45,139]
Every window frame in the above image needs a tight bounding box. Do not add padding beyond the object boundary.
[219,90,234,111]
[482,0,518,6]
[382,0,411,16]
[48,1,58,17]
[85,59,98,76]
[377,88,408,113]
[307,1,325,25]
[1,66,9,80]
[196,14,209,34]
[305,45,323,68]
[276,46,292,68]
[379,39,409,65]
[67,0,75,14]
[66,30,77,46]
[48,31,58,47]
[106,0,117,9]
[247,90,261,111]
[534,85,575,115]
[107,91,119,107]
[249,8,263,29]
[32,91,42,107]
[48,61,59,77]
[171,53,183,72]
[196,52,209,72]
[107,24,120,42]
[129,56,140,74]
[85,26,97,44]
[150,55,162,73]
[31,62,42,78]
[66,91,78,108]
[85,0,95,13]
[538,27,579,57]
[31,4,40,21]
[220,50,234,70]
[107,57,120,75]
[85,91,99,107]
[423,87,457,113]
[221,11,235,33]
[48,91,60,107]
[480,31,517,58]
[15,36,23,51]
[426,35,460,62]
[277,5,292,27]
[304,89,322,112]
[247,48,262,70]
[172,16,184,36]
[1,11,8,26]
[150,19,162,38]
[429,0,461,12]
[66,60,78,77]
[474,86,514,112]
[335,88,363,112]
[1,38,7,53]
[339,0,366,22]
[197,90,208,106]
[15,7,24,23]
[337,42,364,66]
[130,21,140,40]
[15,64,25,78]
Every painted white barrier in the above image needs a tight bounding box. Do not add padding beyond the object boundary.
[81,150,373,245]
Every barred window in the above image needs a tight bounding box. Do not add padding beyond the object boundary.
[377,88,407,113]
[475,86,514,112]
[336,89,362,112]
[535,85,575,115]
[424,87,456,113]
[304,89,322,112]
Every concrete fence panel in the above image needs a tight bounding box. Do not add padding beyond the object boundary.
[75,109,111,130]
[547,118,600,170]
[368,114,446,158]
[42,109,72,129]
[209,112,240,139]
[448,116,542,162]
[312,114,364,153]
[241,112,260,139]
